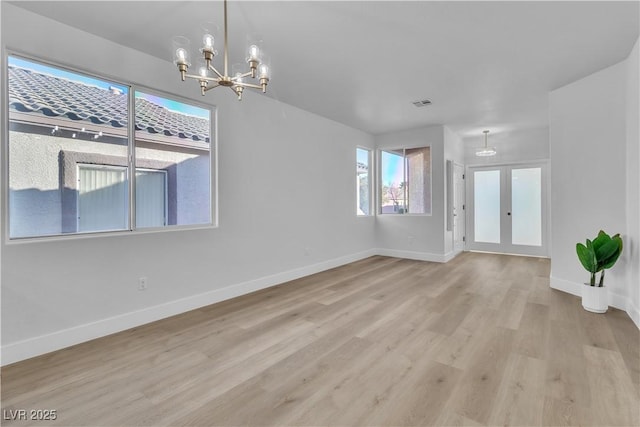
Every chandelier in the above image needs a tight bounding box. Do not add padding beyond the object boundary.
[172,0,270,100]
[476,130,497,157]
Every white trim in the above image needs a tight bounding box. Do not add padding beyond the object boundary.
[550,276,640,330]
[549,275,582,296]
[375,248,450,263]
[627,298,640,330]
[1,249,377,366]
[443,250,462,263]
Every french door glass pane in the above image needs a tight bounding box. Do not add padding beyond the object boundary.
[474,170,501,244]
[512,167,542,246]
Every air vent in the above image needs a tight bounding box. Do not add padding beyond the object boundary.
[412,99,432,107]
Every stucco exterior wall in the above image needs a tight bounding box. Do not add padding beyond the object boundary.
[9,131,208,238]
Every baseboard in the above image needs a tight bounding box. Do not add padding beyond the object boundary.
[1,248,378,366]
[443,250,462,263]
[549,276,583,296]
[550,275,640,329]
[375,248,450,263]
[625,297,640,330]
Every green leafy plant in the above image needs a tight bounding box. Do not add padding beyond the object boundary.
[576,230,623,287]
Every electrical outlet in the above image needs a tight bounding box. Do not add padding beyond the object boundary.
[304,247,311,256]
[138,277,148,291]
[408,236,415,245]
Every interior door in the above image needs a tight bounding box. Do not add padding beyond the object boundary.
[466,162,548,256]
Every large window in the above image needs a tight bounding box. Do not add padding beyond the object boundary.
[379,147,431,215]
[7,55,214,239]
[356,147,371,216]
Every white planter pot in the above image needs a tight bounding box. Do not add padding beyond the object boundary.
[582,284,608,313]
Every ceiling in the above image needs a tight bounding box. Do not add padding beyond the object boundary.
[9,1,640,137]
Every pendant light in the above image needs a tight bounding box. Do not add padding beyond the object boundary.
[476,130,497,157]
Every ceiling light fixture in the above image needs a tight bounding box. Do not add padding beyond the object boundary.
[172,0,270,101]
[476,130,497,157]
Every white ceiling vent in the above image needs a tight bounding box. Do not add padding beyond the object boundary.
[412,99,432,107]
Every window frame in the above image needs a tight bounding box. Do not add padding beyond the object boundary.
[356,146,373,217]
[378,146,432,216]
[3,51,217,242]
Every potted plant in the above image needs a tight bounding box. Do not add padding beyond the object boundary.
[576,230,623,313]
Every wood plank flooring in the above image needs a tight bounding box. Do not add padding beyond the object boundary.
[1,252,639,426]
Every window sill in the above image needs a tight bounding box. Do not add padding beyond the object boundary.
[5,223,218,245]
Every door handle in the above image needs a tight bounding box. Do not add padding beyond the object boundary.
[507,212,511,216]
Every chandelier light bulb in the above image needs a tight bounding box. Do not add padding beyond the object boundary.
[258,63,269,79]
[202,34,215,52]
[248,44,260,61]
[175,48,188,64]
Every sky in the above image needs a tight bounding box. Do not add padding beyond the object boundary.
[356,148,369,165]
[135,92,209,120]
[358,148,404,185]
[9,56,127,93]
[381,151,404,186]
[9,55,209,120]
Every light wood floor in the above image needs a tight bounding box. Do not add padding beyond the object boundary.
[2,253,639,426]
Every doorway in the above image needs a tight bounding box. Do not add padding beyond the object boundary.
[466,162,548,257]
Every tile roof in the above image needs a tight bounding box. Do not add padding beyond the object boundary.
[8,66,210,143]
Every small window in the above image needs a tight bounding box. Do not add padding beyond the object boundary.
[380,147,431,215]
[356,148,371,216]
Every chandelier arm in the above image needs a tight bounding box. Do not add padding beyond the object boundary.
[204,83,221,92]
[233,71,254,81]
[184,73,221,83]
[234,82,263,90]
[207,65,225,79]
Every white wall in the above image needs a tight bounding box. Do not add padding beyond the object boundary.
[625,38,640,324]
[549,42,639,327]
[374,125,448,261]
[464,127,550,166]
[0,4,377,364]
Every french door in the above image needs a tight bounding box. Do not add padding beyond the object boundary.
[466,162,548,257]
